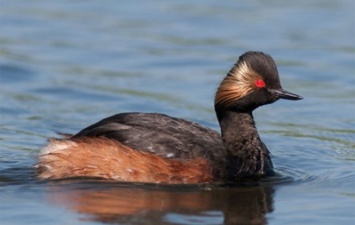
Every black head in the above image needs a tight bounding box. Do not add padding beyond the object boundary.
[215,51,302,113]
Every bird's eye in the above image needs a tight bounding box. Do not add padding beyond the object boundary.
[255,79,266,88]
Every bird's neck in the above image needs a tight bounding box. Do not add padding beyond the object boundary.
[216,109,274,179]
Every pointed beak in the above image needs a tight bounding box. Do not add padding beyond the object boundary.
[271,89,303,100]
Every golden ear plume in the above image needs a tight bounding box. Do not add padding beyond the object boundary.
[215,62,262,107]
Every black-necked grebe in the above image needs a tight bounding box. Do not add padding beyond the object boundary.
[36,51,303,184]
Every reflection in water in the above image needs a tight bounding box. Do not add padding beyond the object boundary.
[47,181,274,224]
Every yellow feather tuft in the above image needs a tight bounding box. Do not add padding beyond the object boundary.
[215,62,262,107]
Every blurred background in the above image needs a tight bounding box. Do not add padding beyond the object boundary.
[0,0,354,224]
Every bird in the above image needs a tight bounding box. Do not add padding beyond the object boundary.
[36,51,303,184]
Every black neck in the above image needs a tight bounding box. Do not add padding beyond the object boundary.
[215,108,274,179]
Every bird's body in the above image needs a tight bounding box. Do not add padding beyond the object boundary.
[36,51,302,184]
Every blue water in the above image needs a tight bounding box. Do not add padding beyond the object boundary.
[1,0,354,224]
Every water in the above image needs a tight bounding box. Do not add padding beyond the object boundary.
[1,0,354,224]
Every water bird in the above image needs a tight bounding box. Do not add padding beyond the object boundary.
[36,51,303,184]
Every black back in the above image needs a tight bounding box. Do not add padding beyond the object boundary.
[72,113,226,160]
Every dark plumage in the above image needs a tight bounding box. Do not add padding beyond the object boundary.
[36,51,303,183]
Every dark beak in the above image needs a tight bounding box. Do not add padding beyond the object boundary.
[271,89,303,100]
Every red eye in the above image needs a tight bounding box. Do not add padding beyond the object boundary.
[255,79,265,88]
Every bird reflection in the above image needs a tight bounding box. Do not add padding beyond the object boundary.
[48,181,274,225]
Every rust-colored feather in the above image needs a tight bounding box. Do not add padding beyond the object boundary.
[36,137,213,184]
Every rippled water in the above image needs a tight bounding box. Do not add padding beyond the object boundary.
[1,0,354,224]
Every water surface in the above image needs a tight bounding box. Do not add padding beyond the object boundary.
[1,0,354,224]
